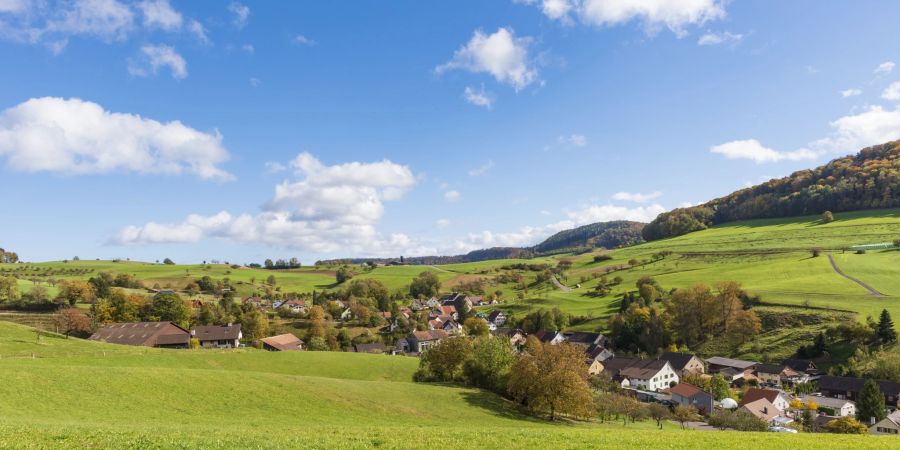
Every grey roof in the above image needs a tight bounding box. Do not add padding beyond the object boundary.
[192,324,241,341]
[89,322,190,347]
[802,395,854,409]
[706,356,758,369]
[659,352,701,371]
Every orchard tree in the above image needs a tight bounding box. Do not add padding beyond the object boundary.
[415,337,473,382]
[56,280,95,306]
[508,342,593,420]
[54,308,91,338]
[409,271,441,299]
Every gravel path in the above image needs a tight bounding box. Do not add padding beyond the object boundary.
[827,254,884,297]
[550,276,571,292]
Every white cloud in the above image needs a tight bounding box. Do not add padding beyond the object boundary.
[463,85,494,109]
[0,0,29,13]
[46,0,135,41]
[435,219,451,228]
[561,133,587,147]
[468,160,495,177]
[523,0,725,36]
[128,44,187,79]
[0,97,232,180]
[444,190,461,202]
[710,139,817,164]
[881,82,900,101]
[138,0,181,31]
[241,43,254,53]
[436,27,538,91]
[113,154,430,257]
[565,203,666,224]
[875,61,895,75]
[812,105,900,153]
[188,20,208,43]
[227,1,249,29]
[249,77,261,88]
[840,88,862,98]
[697,30,742,46]
[612,191,662,203]
[293,34,316,46]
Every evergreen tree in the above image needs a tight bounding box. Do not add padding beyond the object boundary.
[856,378,887,425]
[877,309,897,344]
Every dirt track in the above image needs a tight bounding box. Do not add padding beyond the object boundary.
[827,254,884,297]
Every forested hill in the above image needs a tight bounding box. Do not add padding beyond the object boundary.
[320,221,645,265]
[643,140,900,241]
[533,221,644,253]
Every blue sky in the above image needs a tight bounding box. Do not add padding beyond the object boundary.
[1,0,900,264]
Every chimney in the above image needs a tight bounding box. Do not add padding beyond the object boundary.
[762,407,768,414]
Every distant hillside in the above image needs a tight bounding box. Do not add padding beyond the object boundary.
[320,221,645,266]
[533,221,644,253]
[643,140,900,241]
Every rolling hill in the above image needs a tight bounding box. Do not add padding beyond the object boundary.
[643,140,900,241]
[0,321,888,449]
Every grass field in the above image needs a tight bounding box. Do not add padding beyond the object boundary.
[0,321,889,449]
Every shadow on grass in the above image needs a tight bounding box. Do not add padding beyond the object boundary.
[457,390,579,426]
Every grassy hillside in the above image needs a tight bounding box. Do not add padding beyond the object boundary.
[0,321,888,449]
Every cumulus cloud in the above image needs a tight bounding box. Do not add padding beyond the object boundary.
[112,153,431,257]
[697,30,742,46]
[227,1,249,29]
[436,27,538,91]
[710,139,817,164]
[840,88,862,98]
[444,190,461,202]
[187,19,208,43]
[138,0,181,31]
[0,97,232,180]
[522,0,726,36]
[468,160,495,177]
[463,85,494,109]
[612,191,662,203]
[128,44,187,79]
[875,61,895,75]
[46,0,135,41]
[812,106,900,152]
[881,82,900,101]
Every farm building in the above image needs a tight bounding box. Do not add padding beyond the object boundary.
[260,333,304,351]
[89,322,190,348]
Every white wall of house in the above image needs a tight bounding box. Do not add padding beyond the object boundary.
[628,364,680,392]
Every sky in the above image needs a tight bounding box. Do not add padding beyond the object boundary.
[2,0,900,264]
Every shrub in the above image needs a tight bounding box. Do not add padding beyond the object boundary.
[855,249,866,255]
[821,211,834,224]
[593,255,613,263]
[811,248,821,257]
[190,338,201,349]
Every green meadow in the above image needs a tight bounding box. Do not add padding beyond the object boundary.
[0,321,889,449]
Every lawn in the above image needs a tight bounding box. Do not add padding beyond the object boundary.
[0,321,889,449]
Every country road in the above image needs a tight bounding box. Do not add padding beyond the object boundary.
[551,276,571,292]
[827,254,884,297]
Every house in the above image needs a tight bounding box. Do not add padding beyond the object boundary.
[282,300,308,314]
[406,330,450,353]
[89,322,190,348]
[340,308,354,321]
[487,310,507,327]
[441,318,463,333]
[561,331,606,349]
[802,395,856,417]
[586,344,614,363]
[619,360,680,392]
[440,293,474,313]
[439,305,458,320]
[870,410,900,435]
[601,357,641,380]
[588,360,605,376]
[739,388,791,412]
[411,298,430,311]
[719,367,747,383]
[492,328,527,348]
[533,330,565,345]
[782,358,820,375]
[668,383,714,415]
[191,324,242,348]
[754,364,801,386]
[260,333,304,351]
[353,343,386,354]
[818,376,900,407]
[242,296,266,309]
[425,297,442,309]
[659,352,706,377]
[739,398,780,423]
[706,356,758,374]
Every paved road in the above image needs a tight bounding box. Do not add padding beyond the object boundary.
[550,276,571,292]
[827,254,884,297]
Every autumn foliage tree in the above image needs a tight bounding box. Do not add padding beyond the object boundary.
[508,342,594,420]
[54,308,91,338]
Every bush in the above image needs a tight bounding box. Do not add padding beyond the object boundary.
[593,255,613,263]
[821,211,835,224]
[190,338,201,349]
[811,248,821,257]
[855,249,866,255]
[825,416,867,434]
[708,409,768,431]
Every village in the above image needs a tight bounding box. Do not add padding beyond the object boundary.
[87,290,900,437]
